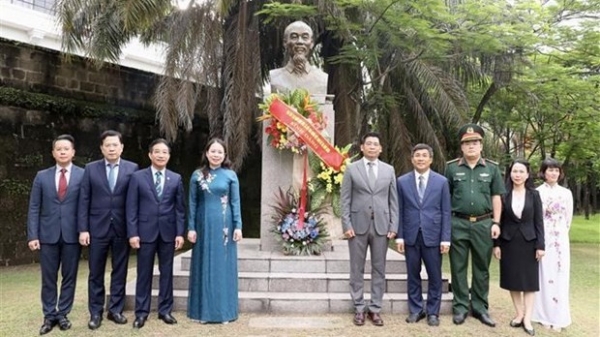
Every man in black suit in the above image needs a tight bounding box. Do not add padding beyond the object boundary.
[78,130,139,330]
[126,139,185,329]
[27,134,84,335]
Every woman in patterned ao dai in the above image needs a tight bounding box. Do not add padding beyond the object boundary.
[187,138,243,324]
[532,158,573,332]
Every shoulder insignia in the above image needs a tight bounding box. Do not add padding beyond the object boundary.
[485,159,499,166]
[446,158,459,164]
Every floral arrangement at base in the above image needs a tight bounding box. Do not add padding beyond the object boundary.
[257,89,327,154]
[271,188,329,256]
[308,144,355,217]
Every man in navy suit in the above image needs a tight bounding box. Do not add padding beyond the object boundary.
[78,130,139,330]
[27,134,84,335]
[396,144,451,327]
[126,138,185,329]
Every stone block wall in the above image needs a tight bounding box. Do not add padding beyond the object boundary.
[0,39,261,265]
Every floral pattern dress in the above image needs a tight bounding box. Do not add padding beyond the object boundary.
[532,182,573,328]
[187,167,242,322]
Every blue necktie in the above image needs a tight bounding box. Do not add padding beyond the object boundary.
[108,164,117,192]
[155,171,163,198]
[418,175,425,202]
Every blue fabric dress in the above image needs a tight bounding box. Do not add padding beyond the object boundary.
[187,167,242,322]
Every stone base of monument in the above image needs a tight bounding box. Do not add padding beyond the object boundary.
[123,238,452,314]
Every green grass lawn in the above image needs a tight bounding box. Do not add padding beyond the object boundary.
[570,214,600,243]
[1,216,598,336]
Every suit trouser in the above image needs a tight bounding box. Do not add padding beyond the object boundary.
[135,240,175,318]
[40,236,81,321]
[348,222,388,313]
[406,231,442,315]
[449,217,493,315]
[88,235,130,316]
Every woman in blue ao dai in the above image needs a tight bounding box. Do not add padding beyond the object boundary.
[187,138,243,323]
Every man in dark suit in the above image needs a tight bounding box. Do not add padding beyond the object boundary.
[126,139,185,329]
[396,143,451,327]
[341,132,399,327]
[27,134,84,335]
[78,130,139,330]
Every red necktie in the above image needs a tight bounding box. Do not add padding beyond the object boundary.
[58,168,67,201]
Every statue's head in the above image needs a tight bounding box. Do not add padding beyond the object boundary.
[283,21,314,75]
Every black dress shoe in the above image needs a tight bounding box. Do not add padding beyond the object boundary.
[510,319,523,328]
[453,312,467,325]
[353,312,365,326]
[58,317,72,330]
[523,324,535,336]
[473,312,496,327]
[133,317,146,329]
[406,311,426,323]
[158,313,178,324]
[107,312,128,324]
[88,315,102,330]
[427,315,440,327]
[39,319,56,335]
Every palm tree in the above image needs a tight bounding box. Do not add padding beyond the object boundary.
[56,0,503,172]
[57,0,262,171]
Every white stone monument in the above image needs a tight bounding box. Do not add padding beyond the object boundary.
[260,21,341,251]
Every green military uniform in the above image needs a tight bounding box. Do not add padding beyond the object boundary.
[445,124,505,317]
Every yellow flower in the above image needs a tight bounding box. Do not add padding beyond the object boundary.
[326,183,333,193]
[334,173,344,185]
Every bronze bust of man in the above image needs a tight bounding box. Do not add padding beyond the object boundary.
[269,21,329,96]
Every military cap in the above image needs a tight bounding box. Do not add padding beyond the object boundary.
[458,123,484,142]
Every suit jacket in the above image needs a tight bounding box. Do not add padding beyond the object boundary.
[341,159,399,236]
[496,189,545,250]
[27,165,84,244]
[126,167,185,243]
[78,159,139,238]
[396,171,451,247]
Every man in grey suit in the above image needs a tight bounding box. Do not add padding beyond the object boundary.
[396,143,451,327]
[27,134,84,335]
[341,132,399,327]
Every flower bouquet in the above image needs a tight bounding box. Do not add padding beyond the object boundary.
[270,188,329,256]
[257,89,327,154]
[308,144,354,217]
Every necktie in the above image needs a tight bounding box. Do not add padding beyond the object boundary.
[58,168,67,201]
[418,175,425,202]
[367,162,376,189]
[108,164,117,192]
[155,171,163,198]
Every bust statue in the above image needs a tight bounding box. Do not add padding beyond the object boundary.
[269,21,329,97]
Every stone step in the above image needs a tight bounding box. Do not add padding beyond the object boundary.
[154,269,450,294]
[180,239,408,274]
[124,286,453,314]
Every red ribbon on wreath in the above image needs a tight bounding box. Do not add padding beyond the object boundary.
[268,98,345,229]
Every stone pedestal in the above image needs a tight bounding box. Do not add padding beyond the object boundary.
[259,95,335,252]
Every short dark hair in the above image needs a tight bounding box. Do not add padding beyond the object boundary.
[52,134,75,149]
[411,143,433,158]
[539,158,565,181]
[360,132,381,145]
[100,130,123,144]
[505,159,535,191]
[148,138,171,153]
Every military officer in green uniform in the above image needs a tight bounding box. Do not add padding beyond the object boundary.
[445,124,505,327]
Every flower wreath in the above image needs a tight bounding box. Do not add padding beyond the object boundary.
[258,89,328,154]
[270,188,329,255]
[308,144,355,217]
